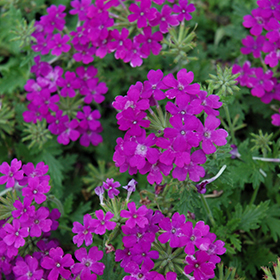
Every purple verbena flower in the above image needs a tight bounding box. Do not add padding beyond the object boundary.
[92,210,116,235]
[41,247,74,280]
[0,158,24,188]
[102,178,120,199]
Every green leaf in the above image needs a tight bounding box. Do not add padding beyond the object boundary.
[233,201,270,232]
[63,193,74,216]
[69,201,91,224]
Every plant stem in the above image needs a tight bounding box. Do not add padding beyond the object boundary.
[249,184,260,206]
[200,193,215,227]
[224,105,236,144]
[0,188,12,197]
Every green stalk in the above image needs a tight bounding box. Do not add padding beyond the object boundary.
[200,193,215,227]
[224,105,236,144]
[249,184,260,206]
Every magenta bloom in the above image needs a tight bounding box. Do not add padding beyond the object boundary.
[0,158,24,188]
[12,198,35,223]
[131,242,159,267]
[198,115,228,154]
[243,8,268,36]
[22,177,50,204]
[29,207,52,237]
[3,219,28,248]
[72,214,96,247]
[49,34,71,56]
[162,68,200,99]
[158,212,187,248]
[184,251,215,279]
[150,5,179,34]
[71,247,105,280]
[173,0,196,22]
[57,119,80,145]
[57,71,81,98]
[41,247,74,280]
[92,210,116,235]
[102,178,121,198]
[247,68,274,97]
[120,201,149,228]
[13,255,43,280]
[128,0,157,28]
[136,26,163,56]
[241,35,265,58]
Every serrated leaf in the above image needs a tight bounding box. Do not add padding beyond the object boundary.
[233,201,270,232]
[69,201,91,223]
[229,234,242,251]
[64,193,74,216]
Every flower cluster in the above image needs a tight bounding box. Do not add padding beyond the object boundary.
[0,159,62,279]
[23,55,104,146]
[112,68,228,185]
[31,0,195,67]
[115,201,226,280]
[232,0,280,125]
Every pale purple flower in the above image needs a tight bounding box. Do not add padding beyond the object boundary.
[102,178,120,198]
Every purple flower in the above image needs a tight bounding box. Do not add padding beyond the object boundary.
[0,158,24,188]
[117,107,150,136]
[120,202,149,228]
[20,161,50,185]
[40,5,66,33]
[184,251,215,279]
[128,0,157,28]
[13,255,44,280]
[182,221,211,255]
[70,0,92,21]
[241,35,265,58]
[123,261,153,280]
[131,242,159,267]
[94,185,105,205]
[172,149,206,182]
[198,115,228,154]
[142,69,166,100]
[247,68,274,97]
[162,68,200,99]
[158,212,187,248]
[73,43,96,64]
[57,119,80,145]
[71,247,105,280]
[22,177,50,204]
[57,71,81,98]
[124,131,160,170]
[91,210,116,235]
[136,26,163,56]
[3,219,29,248]
[243,8,269,36]
[12,198,35,223]
[102,178,120,199]
[49,34,71,56]
[72,214,96,247]
[41,247,74,280]
[150,5,179,33]
[28,207,52,237]
[123,179,137,193]
[164,114,201,152]
[173,0,196,22]
[232,61,255,87]
[108,28,132,60]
